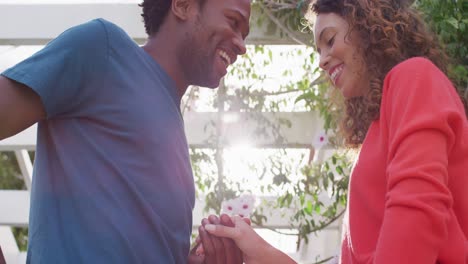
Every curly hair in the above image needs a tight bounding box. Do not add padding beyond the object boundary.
[139,0,207,36]
[311,0,451,147]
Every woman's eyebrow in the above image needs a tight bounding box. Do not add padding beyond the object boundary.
[318,27,334,42]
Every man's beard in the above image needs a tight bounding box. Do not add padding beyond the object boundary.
[180,18,218,88]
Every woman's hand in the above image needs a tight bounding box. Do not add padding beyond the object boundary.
[204,215,296,264]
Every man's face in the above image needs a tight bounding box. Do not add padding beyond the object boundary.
[180,0,251,88]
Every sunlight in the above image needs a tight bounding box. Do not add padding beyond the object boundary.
[221,112,240,124]
[223,143,259,188]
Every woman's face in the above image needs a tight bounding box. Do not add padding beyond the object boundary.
[313,13,369,98]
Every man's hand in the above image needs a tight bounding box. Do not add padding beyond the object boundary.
[187,241,204,264]
[188,214,244,264]
[201,215,243,264]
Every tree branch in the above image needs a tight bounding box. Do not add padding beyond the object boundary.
[258,2,310,46]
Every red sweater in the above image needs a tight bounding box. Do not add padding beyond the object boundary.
[341,57,468,263]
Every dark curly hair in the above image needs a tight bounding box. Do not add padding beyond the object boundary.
[311,0,452,147]
[139,0,207,36]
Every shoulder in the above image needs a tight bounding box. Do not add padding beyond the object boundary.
[385,57,445,82]
[394,57,435,68]
[63,18,108,39]
[382,57,451,95]
[52,18,128,46]
[380,57,462,117]
[96,18,133,42]
[93,18,127,37]
[46,18,110,52]
[49,19,129,59]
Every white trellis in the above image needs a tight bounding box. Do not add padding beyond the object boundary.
[0,2,341,263]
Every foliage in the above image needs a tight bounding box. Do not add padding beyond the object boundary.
[285,152,350,244]
[0,152,24,190]
[415,0,468,101]
[252,0,314,45]
[0,152,28,251]
[12,227,28,251]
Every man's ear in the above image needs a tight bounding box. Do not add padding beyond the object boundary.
[172,0,197,20]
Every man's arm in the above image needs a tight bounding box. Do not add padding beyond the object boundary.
[0,245,6,264]
[0,76,46,140]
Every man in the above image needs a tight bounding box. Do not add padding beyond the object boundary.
[0,245,5,264]
[0,0,250,262]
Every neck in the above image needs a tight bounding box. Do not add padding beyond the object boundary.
[141,33,188,98]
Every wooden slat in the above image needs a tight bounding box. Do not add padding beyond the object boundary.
[0,112,323,150]
[0,4,304,45]
[0,191,29,227]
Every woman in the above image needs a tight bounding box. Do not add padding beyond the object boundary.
[204,0,468,263]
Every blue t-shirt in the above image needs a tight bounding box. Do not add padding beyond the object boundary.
[2,19,195,263]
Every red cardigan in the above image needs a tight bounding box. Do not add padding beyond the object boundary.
[341,57,468,263]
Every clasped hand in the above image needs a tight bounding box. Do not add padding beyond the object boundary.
[188,214,247,264]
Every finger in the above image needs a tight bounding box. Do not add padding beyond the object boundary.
[219,214,242,262]
[190,240,201,255]
[220,214,235,227]
[207,215,226,264]
[207,214,220,225]
[201,217,210,228]
[199,221,216,264]
[189,236,202,256]
[231,215,247,225]
[188,242,205,264]
[220,214,248,226]
[195,244,204,256]
[204,224,239,239]
[187,252,204,264]
[221,236,242,264]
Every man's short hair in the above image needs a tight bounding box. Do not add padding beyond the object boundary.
[139,0,208,36]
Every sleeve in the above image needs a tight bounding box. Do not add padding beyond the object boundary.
[1,19,109,119]
[373,57,465,263]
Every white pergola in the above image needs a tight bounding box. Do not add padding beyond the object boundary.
[0,2,341,263]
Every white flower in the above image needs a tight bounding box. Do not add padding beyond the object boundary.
[221,194,256,217]
[313,131,328,149]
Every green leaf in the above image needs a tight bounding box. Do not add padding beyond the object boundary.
[294,92,314,103]
[336,166,344,175]
[305,200,313,215]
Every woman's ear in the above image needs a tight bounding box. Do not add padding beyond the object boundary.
[172,0,197,20]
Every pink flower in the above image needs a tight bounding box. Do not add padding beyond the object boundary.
[313,131,328,149]
[221,194,256,217]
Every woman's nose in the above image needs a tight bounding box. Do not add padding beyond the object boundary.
[319,52,330,70]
